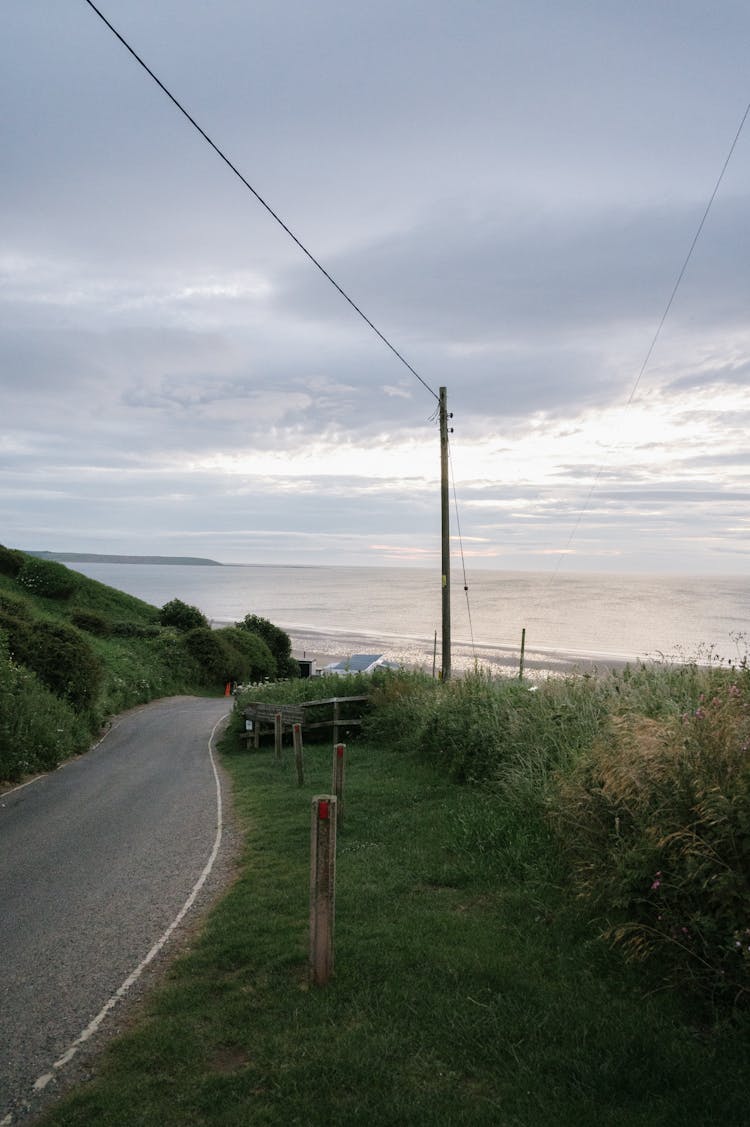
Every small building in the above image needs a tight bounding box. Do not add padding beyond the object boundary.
[296,658,317,679]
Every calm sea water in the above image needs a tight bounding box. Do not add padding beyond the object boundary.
[67,562,749,676]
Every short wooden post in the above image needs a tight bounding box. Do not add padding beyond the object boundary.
[332,742,345,830]
[274,711,282,760]
[293,722,304,786]
[519,628,526,681]
[310,795,337,986]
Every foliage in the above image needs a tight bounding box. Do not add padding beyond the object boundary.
[217,626,276,683]
[71,610,112,637]
[21,619,103,711]
[0,608,35,664]
[0,632,88,781]
[159,598,208,632]
[179,626,275,687]
[110,621,161,638]
[0,591,32,619]
[364,668,609,786]
[236,613,298,677]
[17,557,78,599]
[0,543,25,578]
[551,665,750,1006]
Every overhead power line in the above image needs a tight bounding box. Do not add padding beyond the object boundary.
[83,0,439,402]
[552,94,750,570]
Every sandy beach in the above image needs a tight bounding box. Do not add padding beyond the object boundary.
[288,625,631,679]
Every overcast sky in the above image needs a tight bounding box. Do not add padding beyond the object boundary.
[3,1,749,573]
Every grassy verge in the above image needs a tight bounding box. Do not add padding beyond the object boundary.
[39,728,750,1127]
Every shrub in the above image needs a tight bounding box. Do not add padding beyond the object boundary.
[0,592,32,620]
[16,557,78,599]
[71,610,111,637]
[218,626,276,683]
[0,610,35,666]
[181,627,238,686]
[551,670,750,1005]
[0,635,86,781]
[159,598,208,631]
[22,620,103,711]
[0,544,25,578]
[236,614,298,678]
[111,621,161,638]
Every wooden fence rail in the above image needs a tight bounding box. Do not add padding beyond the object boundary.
[243,695,369,749]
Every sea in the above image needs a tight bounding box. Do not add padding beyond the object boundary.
[66,562,750,678]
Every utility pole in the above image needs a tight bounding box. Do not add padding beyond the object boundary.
[439,386,451,681]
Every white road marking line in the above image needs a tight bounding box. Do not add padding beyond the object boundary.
[15,710,229,1121]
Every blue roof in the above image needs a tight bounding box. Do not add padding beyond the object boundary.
[326,653,384,672]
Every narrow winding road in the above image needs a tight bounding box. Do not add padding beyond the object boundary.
[0,695,234,1125]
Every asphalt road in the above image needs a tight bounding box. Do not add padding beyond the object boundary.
[0,695,234,1125]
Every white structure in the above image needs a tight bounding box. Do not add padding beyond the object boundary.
[320,653,389,676]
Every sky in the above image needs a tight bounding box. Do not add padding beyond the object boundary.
[2,0,749,574]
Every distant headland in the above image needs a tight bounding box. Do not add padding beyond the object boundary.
[24,551,223,566]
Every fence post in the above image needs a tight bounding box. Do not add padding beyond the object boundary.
[519,627,526,681]
[332,742,345,830]
[294,722,304,786]
[332,698,341,743]
[274,711,282,760]
[310,795,337,986]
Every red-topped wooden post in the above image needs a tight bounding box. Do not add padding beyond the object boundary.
[310,795,337,985]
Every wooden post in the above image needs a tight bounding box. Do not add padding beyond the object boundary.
[332,698,340,744]
[310,795,337,986]
[274,711,282,760]
[519,628,526,681]
[332,743,345,830]
[294,722,304,786]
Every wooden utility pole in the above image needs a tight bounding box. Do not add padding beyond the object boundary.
[439,386,451,681]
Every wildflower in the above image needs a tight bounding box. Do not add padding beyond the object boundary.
[694,707,706,719]
[651,871,662,891]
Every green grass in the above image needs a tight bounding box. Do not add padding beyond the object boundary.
[38,727,750,1127]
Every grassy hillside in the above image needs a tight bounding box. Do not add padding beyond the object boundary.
[0,546,287,783]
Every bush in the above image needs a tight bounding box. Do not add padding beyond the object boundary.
[111,621,161,638]
[180,627,238,686]
[71,610,111,637]
[551,669,750,1005]
[218,626,276,683]
[0,592,32,620]
[21,620,103,711]
[0,609,35,666]
[16,557,78,599]
[0,544,25,578]
[159,598,208,631]
[0,634,86,781]
[236,614,298,678]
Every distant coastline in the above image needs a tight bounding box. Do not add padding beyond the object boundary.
[24,551,223,567]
